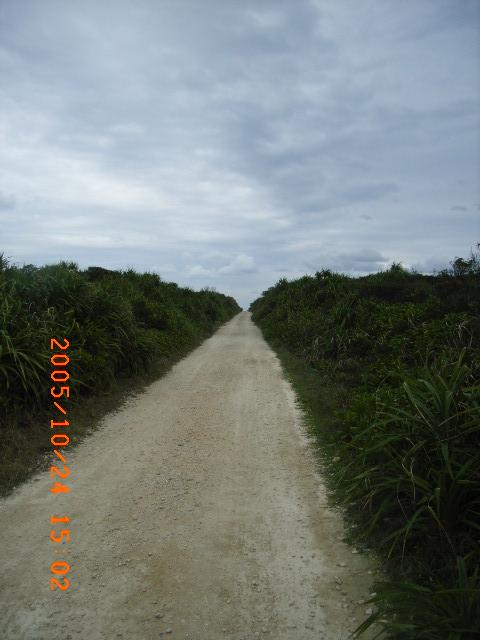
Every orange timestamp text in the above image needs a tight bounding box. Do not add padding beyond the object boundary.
[49,337,71,591]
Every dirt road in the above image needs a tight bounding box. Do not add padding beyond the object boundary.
[0,312,375,640]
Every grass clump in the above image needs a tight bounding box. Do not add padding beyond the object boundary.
[0,255,240,493]
[250,249,480,639]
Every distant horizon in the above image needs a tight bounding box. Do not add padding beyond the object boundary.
[1,0,479,309]
[3,245,476,309]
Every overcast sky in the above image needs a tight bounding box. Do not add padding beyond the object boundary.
[1,0,479,307]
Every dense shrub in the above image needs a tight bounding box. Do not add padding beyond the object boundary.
[250,251,480,639]
[0,256,240,417]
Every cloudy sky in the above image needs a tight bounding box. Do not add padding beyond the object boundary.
[1,0,479,306]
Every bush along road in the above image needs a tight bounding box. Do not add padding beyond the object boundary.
[250,254,480,639]
[0,257,240,494]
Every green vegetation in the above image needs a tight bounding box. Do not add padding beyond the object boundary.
[0,255,240,493]
[250,251,480,639]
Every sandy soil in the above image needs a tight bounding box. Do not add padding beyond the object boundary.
[0,311,377,640]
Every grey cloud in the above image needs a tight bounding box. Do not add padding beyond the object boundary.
[0,0,478,307]
[0,192,15,210]
[305,249,389,274]
[339,250,388,264]
[411,256,451,274]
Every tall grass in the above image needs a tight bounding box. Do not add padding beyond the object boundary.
[0,257,239,415]
[0,256,240,491]
[250,252,480,638]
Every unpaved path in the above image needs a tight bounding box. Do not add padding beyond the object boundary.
[0,312,375,640]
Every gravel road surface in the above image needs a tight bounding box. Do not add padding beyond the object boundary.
[0,311,375,639]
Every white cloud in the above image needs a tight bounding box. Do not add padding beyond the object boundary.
[189,265,212,277]
[188,253,257,279]
[218,253,257,275]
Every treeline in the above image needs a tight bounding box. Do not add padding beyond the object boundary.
[250,253,479,639]
[0,256,239,490]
